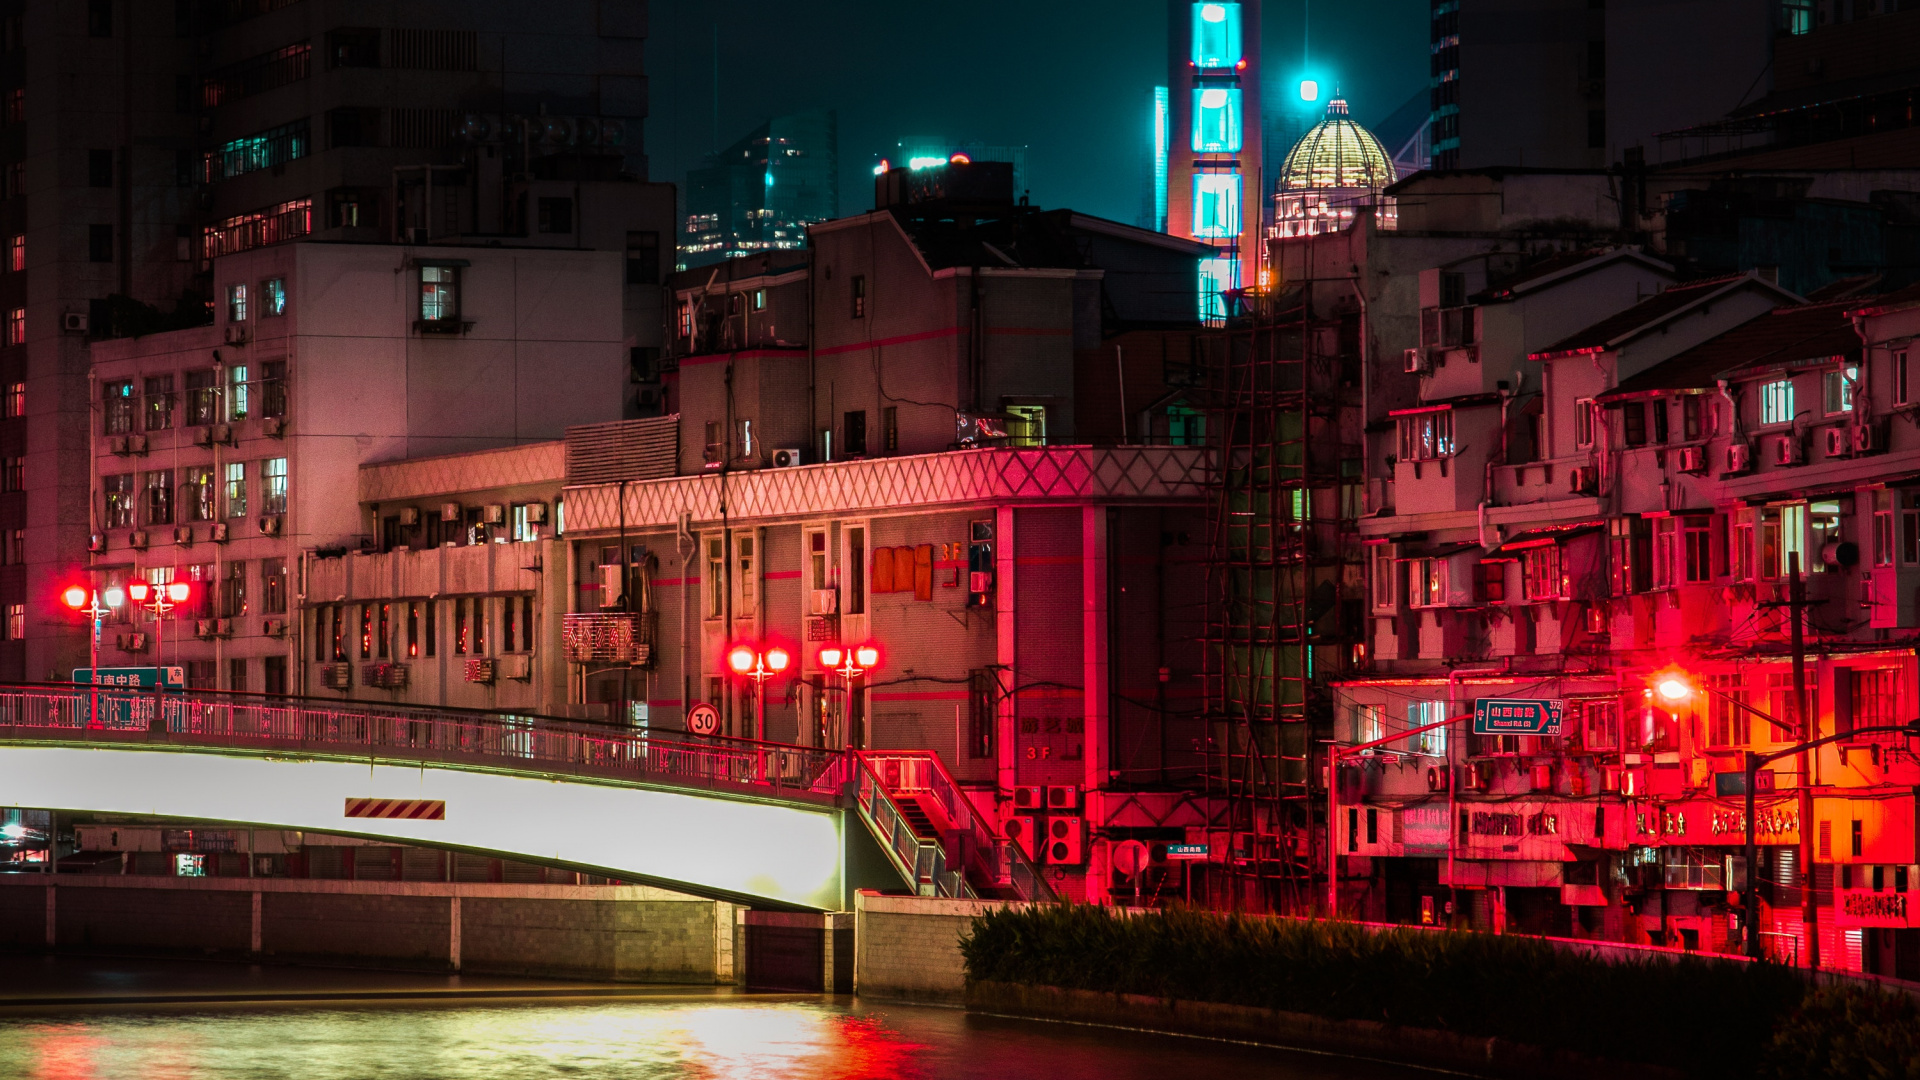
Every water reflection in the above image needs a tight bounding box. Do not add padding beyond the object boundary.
[0,996,1423,1080]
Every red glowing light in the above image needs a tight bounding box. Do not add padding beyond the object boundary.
[765,647,791,673]
[949,152,971,165]
[62,586,87,610]
[817,646,844,669]
[127,581,151,603]
[854,645,880,668]
[727,646,757,674]
[166,581,192,603]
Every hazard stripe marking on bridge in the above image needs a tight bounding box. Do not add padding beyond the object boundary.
[345,798,445,820]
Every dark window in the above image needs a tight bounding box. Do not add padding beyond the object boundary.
[175,148,196,187]
[1682,395,1702,439]
[327,108,380,149]
[625,230,659,284]
[537,197,573,233]
[326,27,380,68]
[87,224,113,263]
[263,655,286,696]
[844,410,867,457]
[260,360,286,418]
[1621,402,1646,446]
[88,149,113,188]
[1651,399,1668,443]
[1587,40,1605,80]
[851,275,866,318]
[175,73,194,113]
[1587,109,1606,149]
[425,599,437,657]
[87,0,112,38]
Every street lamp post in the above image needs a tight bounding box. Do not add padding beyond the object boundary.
[61,584,125,728]
[126,580,192,666]
[727,643,791,778]
[816,643,880,751]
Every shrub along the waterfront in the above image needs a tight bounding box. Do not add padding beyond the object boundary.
[960,904,1806,1079]
[1762,984,1920,1079]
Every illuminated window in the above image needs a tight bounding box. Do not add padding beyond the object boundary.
[1397,409,1454,460]
[227,283,247,322]
[261,457,287,514]
[1198,257,1237,324]
[262,277,286,316]
[1352,704,1383,745]
[419,265,458,323]
[7,234,20,272]
[2,380,19,418]
[227,365,248,419]
[1189,2,1243,67]
[1759,378,1794,425]
[103,473,134,527]
[1823,365,1857,414]
[102,379,134,434]
[1191,87,1242,153]
[1521,545,1564,601]
[1408,558,1447,608]
[1191,172,1241,239]
[1408,700,1447,757]
[6,306,22,345]
[223,461,246,518]
[705,536,724,618]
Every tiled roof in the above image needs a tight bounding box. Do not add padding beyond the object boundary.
[1530,275,1762,360]
[1599,300,1865,399]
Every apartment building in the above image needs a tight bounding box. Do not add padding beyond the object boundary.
[7,0,669,683]
[85,240,626,693]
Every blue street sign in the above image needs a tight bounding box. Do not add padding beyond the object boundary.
[1164,844,1209,861]
[1473,698,1564,736]
[72,666,185,689]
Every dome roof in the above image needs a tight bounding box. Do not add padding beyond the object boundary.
[1278,98,1397,193]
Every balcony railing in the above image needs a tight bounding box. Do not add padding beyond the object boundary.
[562,612,656,666]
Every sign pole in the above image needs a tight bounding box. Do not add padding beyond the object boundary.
[1745,749,1759,958]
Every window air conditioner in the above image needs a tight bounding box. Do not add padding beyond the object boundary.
[223,324,249,345]
[193,427,214,448]
[108,436,129,456]
[128,530,148,550]
[1013,785,1044,810]
[1824,427,1851,459]
[483,504,506,524]
[210,523,230,543]
[526,503,548,524]
[1677,445,1707,474]
[173,526,193,546]
[464,658,496,684]
[1854,422,1885,454]
[323,662,354,691]
[262,416,286,438]
[258,515,282,536]
[1403,347,1430,374]
[1045,785,1080,810]
[262,618,285,637]
[503,654,532,680]
[194,619,214,639]
[129,435,148,455]
[117,632,147,652]
[1774,433,1805,466]
[1723,442,1751,475]
[211,423,233,445]
[440,502,462,522]
[1427,766,1449,792]
[1045,816,1086,864]
[61,312,88,334]
[399,507,421,526]
[771,448,804,468]
[88,533,106,553]
[213,618,232,637]
[1567,466,1597,495]
[809,589,838,615]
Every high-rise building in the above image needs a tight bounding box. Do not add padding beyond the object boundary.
[1166,0,1262,322]
[682,110,838,269]
[5,2,672,684]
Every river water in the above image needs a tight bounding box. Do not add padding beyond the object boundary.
[0,963,1436,1080]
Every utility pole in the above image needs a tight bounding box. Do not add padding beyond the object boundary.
[1788,552,1818,971]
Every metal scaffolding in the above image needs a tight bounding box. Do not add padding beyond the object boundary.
[1201,283,1361,915]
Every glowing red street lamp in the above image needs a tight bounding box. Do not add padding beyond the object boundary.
[727,643,792,744]
[816,643,881,750]
[62,583,126,727]
[126,580,193,666]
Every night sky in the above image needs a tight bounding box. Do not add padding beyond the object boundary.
[645,0,1429,225]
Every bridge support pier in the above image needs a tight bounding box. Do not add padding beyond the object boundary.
[449,896,462,972]
[250,892,262,954]
[42,883,52,947]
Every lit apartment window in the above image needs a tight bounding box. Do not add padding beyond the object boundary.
[3,381,19,418]
[222,561,247,618]
[1683,515,1714,582]
[1397,409,1454,461]
[103,473,134,527]
[261,457,287,515]
[1408,557,1447,608]
[1370,545,1397,609]
[1874,490,1895,568]
[1580,699,1620,752]
[185,369,219,425]
[1573,399,1594,448]
[262,277,286,316]
[144,470,172,525]
[1759,378,1794,425]
[7,234,21,272]
[227,283,247,322]
[1521,545,1564,601]
[419,264,459,327]
[184,465,214,522]
[227,364,248,419]
[1824,365,1857,414]
[223,462,246,518]
[705,536,725,618]
[0,455,20,493]
[1352,704,1383,745]
[7,307,24,345]
[101,379,134,434]
[677,298,694,338]
[3,603,19,640]
[263,557,286,613]
[1407,700,1447,757]
[735,534,756,618]
[144,375,172,430]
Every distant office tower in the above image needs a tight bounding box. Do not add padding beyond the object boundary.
[683,110,839,268]
[1167,0,1262,322]
[1428,0,1773,169]
[879,136,1029,203]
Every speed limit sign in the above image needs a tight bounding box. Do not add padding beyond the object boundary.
[686,702,721,736]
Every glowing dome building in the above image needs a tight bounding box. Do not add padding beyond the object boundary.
[1273,97,1397,238]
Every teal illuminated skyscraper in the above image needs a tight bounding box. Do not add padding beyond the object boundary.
[682,109,838,268]
[1166,1,1263,323]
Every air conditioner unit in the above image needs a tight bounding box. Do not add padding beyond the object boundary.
[1461,762,1492,791]
[1724,442,1752,475]
[465,658,496,684]
[1567,466,1597,495]
[395,507,420,527]
[194,619,215,639]
[128,530,148,550]
[107,436,129,456]
[258,515,282,536]
[173,526,193,546]
[809,589,838,615]
[193,427,214,448]
[61,312,88,334]
[502,654,532,680]
[211,423,234,445]
[1045,785,1080,810]
[1677,445,1707,474]
[1045,816,1085,864]
[117,632,147,653]
[128,435,148,456]
[223,324,249,345]
[1403,347,1431,374]
[1004,815,1038,861]
[1854,422,1886,455]
[262,618,286,637]
[1012,785,1044,810]
[210,523,229,543]
[1427,766,1450,792]
[1824,427,1851,459]
[213,618,232,638]
[262,416,285,438]
[483,504,506,524]
[322,662,354,691]
[88,533,106,553]
[771,447,804,468]
[1774,434,1805,466]
[525,503,548,524]
[440,502,462,522]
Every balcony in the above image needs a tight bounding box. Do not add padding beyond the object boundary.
[562,612,656,666]
[307,538,548,602]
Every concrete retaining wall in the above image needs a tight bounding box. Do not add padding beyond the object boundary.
[0,875,739,984]
[853,891,1031,1003]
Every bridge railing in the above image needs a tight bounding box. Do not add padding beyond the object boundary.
[0,685,847,799]
[852,754,972,900]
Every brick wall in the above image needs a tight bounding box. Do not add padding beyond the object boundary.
[853,890,1031,1003]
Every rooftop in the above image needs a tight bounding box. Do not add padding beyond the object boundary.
[1528,273,1796,360]
[1597,298,1879,399]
